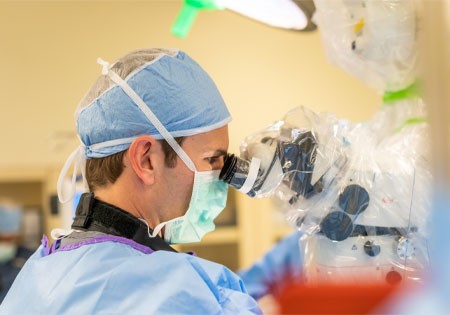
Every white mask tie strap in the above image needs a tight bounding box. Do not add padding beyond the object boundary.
[57,145,88,203]
[50,228,73,240]
[138,218,166,238]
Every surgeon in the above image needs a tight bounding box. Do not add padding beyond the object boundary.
[0,48,261,314]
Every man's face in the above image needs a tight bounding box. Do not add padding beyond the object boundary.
[158,125,229,221]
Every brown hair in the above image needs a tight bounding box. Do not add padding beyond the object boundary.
[86,137,185,192]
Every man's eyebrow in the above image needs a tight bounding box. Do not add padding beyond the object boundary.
[212,149,228,156]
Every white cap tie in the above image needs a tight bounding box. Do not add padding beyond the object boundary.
[97,58,111,76]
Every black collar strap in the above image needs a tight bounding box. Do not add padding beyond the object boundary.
[72,192,176,252]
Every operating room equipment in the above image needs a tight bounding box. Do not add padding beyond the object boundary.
[221,0,431,286]
[171,0,316,38]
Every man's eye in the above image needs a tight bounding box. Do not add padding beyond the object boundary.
[207,156,221,164]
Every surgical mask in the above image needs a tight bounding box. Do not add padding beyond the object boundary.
[149,170,228,244]
[63,58,229,244]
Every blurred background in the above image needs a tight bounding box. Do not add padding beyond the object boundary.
[1,0,387,280]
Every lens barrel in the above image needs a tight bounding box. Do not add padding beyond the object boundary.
[219,154,251,191]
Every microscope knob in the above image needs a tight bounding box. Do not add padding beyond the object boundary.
[320,211,353,241]
[363,240,381,257]
[339,184,370,215]
[386,270,402,285]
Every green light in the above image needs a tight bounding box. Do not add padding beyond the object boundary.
[171,0,223,39]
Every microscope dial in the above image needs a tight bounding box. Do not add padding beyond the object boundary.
[396,237,416,259]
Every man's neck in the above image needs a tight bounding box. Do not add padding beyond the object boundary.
[94,183,163,237]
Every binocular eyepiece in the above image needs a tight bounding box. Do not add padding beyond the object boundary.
[219,131,323,200]
[219,153,264,197]
[218,154,244,188]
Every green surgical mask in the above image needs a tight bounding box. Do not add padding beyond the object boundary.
[150,170,228,244]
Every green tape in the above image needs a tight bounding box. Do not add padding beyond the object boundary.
[395,116,427,132]
[383,81,421,104]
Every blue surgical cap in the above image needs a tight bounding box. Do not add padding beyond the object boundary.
[77,50,231,158]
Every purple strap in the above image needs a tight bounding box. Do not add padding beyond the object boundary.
[41,235,51,256]
[41,234,154,256]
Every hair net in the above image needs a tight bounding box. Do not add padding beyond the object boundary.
[77,50,231,158]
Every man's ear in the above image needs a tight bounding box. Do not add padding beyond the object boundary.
[128,135,159,186]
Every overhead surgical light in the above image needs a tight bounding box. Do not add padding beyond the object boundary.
[171,0,316,38]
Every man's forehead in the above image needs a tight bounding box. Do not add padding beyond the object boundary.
[182,128,229,155]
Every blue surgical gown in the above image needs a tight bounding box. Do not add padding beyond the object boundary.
[0,237,261,314]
